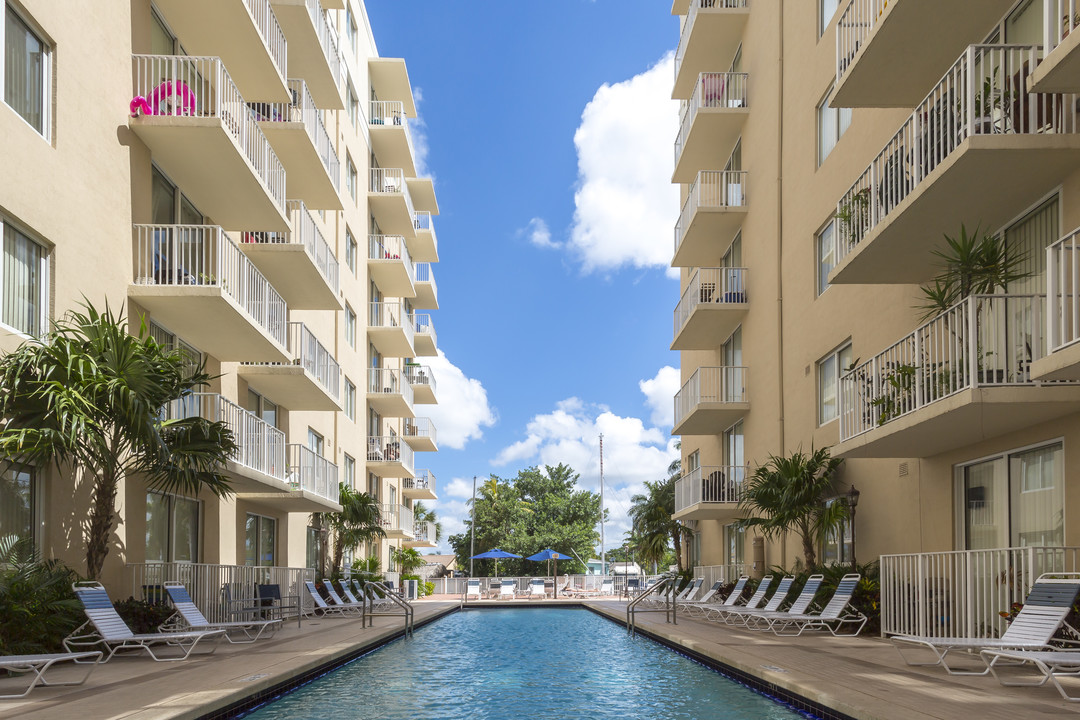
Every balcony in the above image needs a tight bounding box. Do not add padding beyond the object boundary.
[369,168,417,238]
[367,436,414,478]
[672,268,747,350]
[150,0,289,102]
[672,366,749,436]
[367,234,415,298]
[240,200,340,310]
[1034,229,1080,380]
[411,211,439,263]
[407,178,439,215]
[835,294,1080,459]
[405,365,437,404]
[672,170,748,267]
[368,58,417,114]
[833,0,1017,108]
[673,465,747,521]
[672,0,750,99]
[368,301,415,357]
[252,79,342,210]
[402,470,437,500]
[284,444,340,509]
[369,100,416,176]
[412,313,437,357]
[367,368,415,418]
[269,0,343,109]
[413,263,438,309]
[831,45,1080,285]
[379,502,415,539]
[130,56,287,230]
[131,225,289,362]
[405,520,437,548]
[238,322,340,411]
[1030,1,1080,93]
[402,417,438,452]
[673,73,748,183]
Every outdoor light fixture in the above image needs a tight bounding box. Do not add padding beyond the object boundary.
[846,485,860,570]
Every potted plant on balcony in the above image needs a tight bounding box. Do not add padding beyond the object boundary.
[834,187,871,250]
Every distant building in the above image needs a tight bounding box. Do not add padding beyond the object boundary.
[420,554,458,580]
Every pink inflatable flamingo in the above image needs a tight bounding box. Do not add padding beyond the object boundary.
[129,96,152,117]
[149,79,196,116]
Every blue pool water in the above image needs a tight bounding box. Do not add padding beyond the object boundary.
[242,609,812,720]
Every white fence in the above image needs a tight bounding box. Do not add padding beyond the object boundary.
[405,365,436,396]
[835,44,1078,258]
[675,465,748,514]
[368,436,414,470]
[289,322,339,399]
[244,200,338,294]
[368,367,413,407]
[674,267,747,336]
[380,502,415,537]
[370,100,415,154]
[674,366,748,426]
[675,73,748,163]
[693,564,747,589]
[403,417,436,445]
[125,563,314,622]
[1048,228,1080,352]
[880,546,1080,638]
[434,574,664,598]
[415,262,436,288]
[303,0,341,88]
[250,79,338,189]
[1043,0,1079,58]
[131,55,286,211]
[412,520,437,544]
[368,234,414,278]
[370,301,414,342]
[674,0,750,82]
[371,167,414,208]
[839,294,1070,442]
[675,170,747,254]
[244,0,288,83]
[286,444,339,503]
[835,0,888,86]
[413,313,437,345]
[133,224,288,348]
[403,470,436,495]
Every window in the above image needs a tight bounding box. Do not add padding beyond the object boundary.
[819,0,839,37]
[685,451,699,475]
[723,523,745,566]
[817,85,852,165]
[343,454,356,489]
[0,463,36,545]
[245,513,276,566]
[306,526,322,570]
[4,4,49,137]
[149,321,201,379]
[369,472,379,499]
[344,378,356,420]
[246,389,277,429]
[723,421,744,468]
[308,428,324,456]
[817,342,853,425]
[346,6,358,59]
[816,220,837,296]
[145,492,200,563]
[348,85,359,130]
[1,220,47,336]
[345,305,356,348]
[821,499,852,565]
[345,229,357,275]
[346,155,357,203]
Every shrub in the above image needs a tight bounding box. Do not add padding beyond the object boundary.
[765,561,881,635]
[113,597,174,633]
[0,536,84,654]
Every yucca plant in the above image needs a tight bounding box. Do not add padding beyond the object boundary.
[0,536,83,654]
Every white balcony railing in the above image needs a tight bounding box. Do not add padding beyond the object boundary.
[674,170,747,254]
[674,0,750,81]
[693,563,747,589]
[404,364,436,396]
[839,294,1076,442]
[403,417,436,445]
[413,211,435,234]
[249,79,339,190]
[1044,0,1079,58]
[368,436,414,470]
[131,55,286,211]
[413,313,436,345]
[674,366,747,427]
[835,0,889,86]
[245,0,288,82]
[674,267,747,337]
[370,301,415,342]
[243,322,339,400]
[380,502,415,537]
[287,444,339,504]
[403,469,436,495]
[304,0,341,88]
[369,367,413,406]
[412,520,436,544]
[242,200,339,294]
[881,546,1080,639]
[133,225,288,348]
[1048,227,1080,352]
[674,72,748,163]
[835,44,1078,260]
[368,234,414,276]
[370,100,415,152]
[675,465,748,514]
[163,392,285,480]
[371,166,414,207]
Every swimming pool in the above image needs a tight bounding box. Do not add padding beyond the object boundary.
[242,608,814,719]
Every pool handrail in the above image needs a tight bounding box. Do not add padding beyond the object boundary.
[365,580,414,637]
[627,575,678,637]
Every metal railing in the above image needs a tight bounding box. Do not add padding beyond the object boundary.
[370,168,414,209]
[835,44,1078,259]
[413,211,435,233]
[362,581,413,637]
[125,563,315,622]
[131,55,286,211]
[628,576,677,636]
[249,79,338,189]
[404,365,436,396]
[674,366,748,427]
[674,170,747,255]
[1048,228,1080,352]
[412,520,436,544]
[243,200,339,294]
[675,465,748,514]
[675,73,748,163]
[379,502,415,537]
[412,313,436,345]
[674,0,750,82]
[441,574,659,597]
[368,234,414,279]
[368,368,413,406]
[838,294,1073,442]
[414,262,436,290]
[303,0,341,89]
[674,267,747,337]
[1044,0,1079,58]
[835,0,888,86]
[403,470,436,495]
[369,301,415,343]
[286,444,339,503]
[133,225,288,348]
[368,437,414,471]
[244,322,339,400]
[693,564,747,589]
[369,100,414,152]
[403,417,436,445]
[163,392,285,480]
[880,546,1080,638]
[244,0,288,84]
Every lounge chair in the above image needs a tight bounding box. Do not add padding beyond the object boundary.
[892,574,1080,674]
[764,574,866,636]
[739,574,824,630]
[0,651,102,699]
[685,577,749,617]
[64,582,225,662]
[163,582,281,643]
[672,578,703,606]
[256,583,302,628]
[304,580,351,617]
[357,581,397,610]
[981,649,1080,701]
[500,579,516,599]
[721,576,795,627]
[625,578,642,598]
[465,578,482,601]
[528,578,546,599]
[321,578,365,615]
[703,575,773,622]
[677,580,725,614]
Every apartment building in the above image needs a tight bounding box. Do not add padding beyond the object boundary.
[671,0,1080,629]
[0,0,440,594]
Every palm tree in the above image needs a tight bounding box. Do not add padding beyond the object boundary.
[324,484,385,576]
[629,473,691,573]
[737,447,846,568]
[412,501,442,543]
[0,304,237,579]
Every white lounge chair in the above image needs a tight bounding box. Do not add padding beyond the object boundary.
[684,577,749,617]
[0,652,102,698]
[528,578,546,599]
[677,580,725,614]
[738,575,824,629]
[500,579,516,599]
[64,583,225,662]
[703,575,773,622]
[465,578,482,601]
[717,576,794,627]
[892,574,1080,674]
[981,649,1080,701]
[763,574,866,636]
[321,578,365,615]
[162,582,281,643]
[304,581,351,617]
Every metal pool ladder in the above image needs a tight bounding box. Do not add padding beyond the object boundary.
[366,583,415,638]
[627,576,677,637]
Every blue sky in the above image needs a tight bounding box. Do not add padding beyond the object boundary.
[364,1,682,554]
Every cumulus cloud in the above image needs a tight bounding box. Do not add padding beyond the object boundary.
[569,54,680,274]
[518,217,558,249]
[411,86,432,180]
[421,350,496,450]
[639,366,680,427]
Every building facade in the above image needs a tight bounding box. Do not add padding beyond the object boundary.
[0,0,440,593]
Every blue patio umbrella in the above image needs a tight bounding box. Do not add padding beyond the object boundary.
[470,548,521,577]
[527,550,574,598]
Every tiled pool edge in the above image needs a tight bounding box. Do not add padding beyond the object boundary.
[584,604,859,720]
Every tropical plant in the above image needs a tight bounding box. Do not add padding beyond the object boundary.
[322,484,385,577]
[412,501,442,544]
[0,536,83,654]
[351,555,383,584]
[0,303,237,579]
[629,471,692,574]
[390,546,425,576]
[112,597,173,634]
[737,447,847,568]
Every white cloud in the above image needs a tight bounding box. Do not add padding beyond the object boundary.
[422,350,496,450]
[411,86,432,180]
[639,366,680,427]
[443,477,475,499]
[519,217,559,249]
[569,54,680,275]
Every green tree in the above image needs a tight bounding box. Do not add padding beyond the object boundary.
[0,304,237,579]
[628,472,690,573]
[412,501,442,543]
[918,224,1029,320]
[390,545,425,576]
[321,484,385,577]
[737,447,846,568]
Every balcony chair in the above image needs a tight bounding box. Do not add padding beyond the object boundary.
[702,575,774,623]
[892,574,1080,674]
[222,583,262,623]
[684,576,749,618]
[0,651,102,699]
[163,582,282,643]
[757,574,867,636]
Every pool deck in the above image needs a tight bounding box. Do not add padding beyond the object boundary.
[4,596,1080,719]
